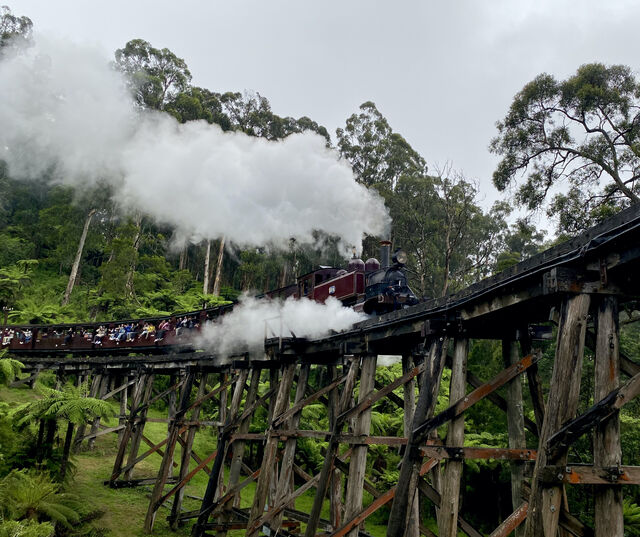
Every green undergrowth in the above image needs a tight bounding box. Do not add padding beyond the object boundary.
[1,382,391,537]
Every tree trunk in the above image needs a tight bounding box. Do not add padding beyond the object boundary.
[179,246,187,271]
[442,242,452,297]
[125,214,143,300]
[212,236,225,296]
[62,209,96,306]
[44,419,57,460]
[279,261,288,288]
[203,240,211,295]
[36,419,45,461]
[60,421,74,481]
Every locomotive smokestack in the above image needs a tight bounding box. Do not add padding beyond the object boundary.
[380,240,391,269]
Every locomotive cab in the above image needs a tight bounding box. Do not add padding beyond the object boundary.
[362,248,418,314]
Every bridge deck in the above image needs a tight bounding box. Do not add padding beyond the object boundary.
[267,203,640,359]
[15,203,640,370]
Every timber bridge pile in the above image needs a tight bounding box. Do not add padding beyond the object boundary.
[14,204,640,537]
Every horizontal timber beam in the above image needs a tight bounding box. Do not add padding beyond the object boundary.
[540,465,640,485]
[421,446,537,461]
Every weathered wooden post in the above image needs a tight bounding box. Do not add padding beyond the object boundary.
[266,368,280,507]
[74,371,103,450]
[387,337,446,537]
[214,369,249,537]
[246,363,296,536]
[305,357,359,537]
[524,293,590,537]
[328,363,344,529]
[88,373,109,450]
[343,353,377,537]
[271,364,310,531]
[144,371,196,532]
[118,374,129,444]
[402,354,420,537]
[503,338,526,537]
[167,372,178,432]
[594,296,623,536]
[191,371,247,536]
[111,371,145,482]
[227,368,261,507]
[28,365,41,389]
[170,371,210,529]
[438,337,468,537]
[216,371,230,500]
[124,373,155,481]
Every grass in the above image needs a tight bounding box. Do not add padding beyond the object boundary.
[1,381,391,537]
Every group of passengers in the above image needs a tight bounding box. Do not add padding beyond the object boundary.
[2,328,33,345]
[92,320,172,345]
[0,316,201,347]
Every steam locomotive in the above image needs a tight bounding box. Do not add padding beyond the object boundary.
[0,241,418,355]
[263,240,419,314]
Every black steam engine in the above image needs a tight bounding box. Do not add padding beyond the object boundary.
[361,244,418,314]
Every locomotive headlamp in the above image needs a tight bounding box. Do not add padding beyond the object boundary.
[392,249,408,265]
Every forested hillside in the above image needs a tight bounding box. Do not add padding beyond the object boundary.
[0,6,552,326]
[2,5,640,537]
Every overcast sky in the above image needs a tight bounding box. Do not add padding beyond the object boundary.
[14,0,640,217]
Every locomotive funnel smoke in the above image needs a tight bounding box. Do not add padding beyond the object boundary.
[0,35,390,251]
[197,295,366,357]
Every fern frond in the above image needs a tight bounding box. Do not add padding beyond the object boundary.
[0,357,23,386]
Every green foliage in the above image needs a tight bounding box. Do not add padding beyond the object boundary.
[0,519,54,537]
[0,5,33,55]
[492,63,640,233]
[495,217,546,272]
[0,469,80,528]
[12,384,114,428]
[625,498,640,536]
[336,101,427,190]
[114,39,191,111]
[9,296,70,325]
[0,262,35,309]
[0,401,21,475]
[0,354,23,386]
[0,234,35,267]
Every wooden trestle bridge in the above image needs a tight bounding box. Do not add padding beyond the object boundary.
[14,205,640,537]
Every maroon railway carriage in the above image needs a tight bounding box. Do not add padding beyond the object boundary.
[264,256,381,310]
[1,243,417,356]
[0,304,234,356]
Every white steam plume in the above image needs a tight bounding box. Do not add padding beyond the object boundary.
[0,35,389,251]
[197,296,366,357]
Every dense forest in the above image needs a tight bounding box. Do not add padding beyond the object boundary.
[2,4,640,537]
[0,6,553,326]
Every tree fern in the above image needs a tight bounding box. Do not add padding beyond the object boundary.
[624,498,640,536]
[0,519,54,537]
[300,403,328,430]
[8,296,71,325]
[0,469,80,529]
[12,384,113,427]
[370,411,403,437]
[0,353,23,386]
[11,384,115,479]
